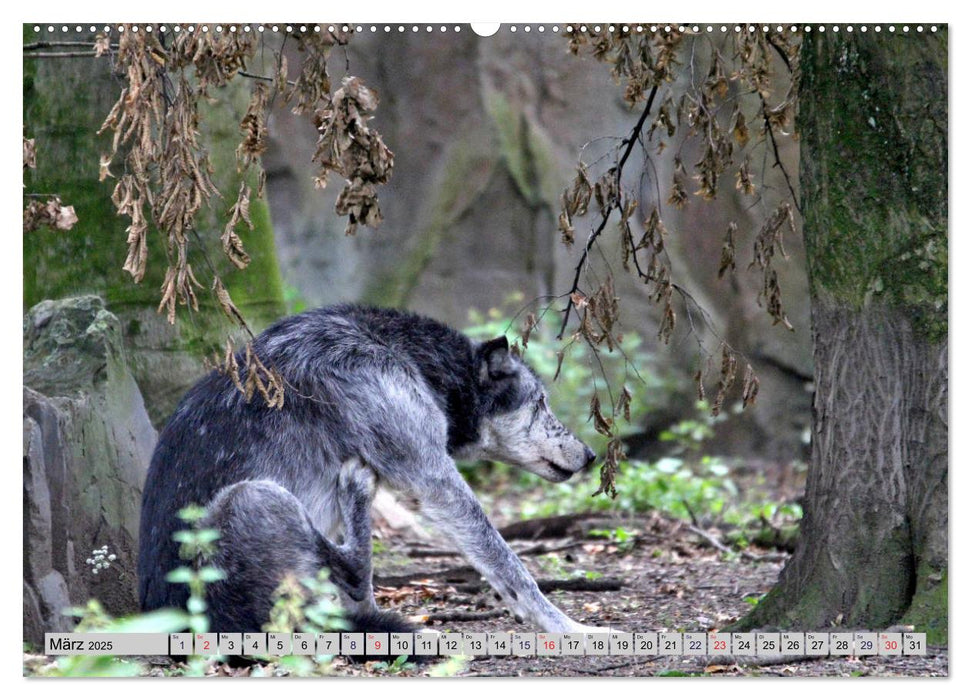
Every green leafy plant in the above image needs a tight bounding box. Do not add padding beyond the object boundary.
[265,570,348,636]
[27,502,359,678]
[658,401,727,456]
[27,599,191,677]
[521,456,735,520]
[371,654,416,675]
[27,506,220,677]
[536,553,569,578]
[165,504,225,635]
[428,655,467,677]
[588,526,638,553]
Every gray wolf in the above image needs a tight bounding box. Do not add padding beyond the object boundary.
[138,304,601,633]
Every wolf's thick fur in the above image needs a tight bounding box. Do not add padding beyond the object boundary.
[138,305,599,633]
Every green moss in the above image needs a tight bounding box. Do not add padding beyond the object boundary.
[23,34,140,308]
[218,195,286,328]
[732,575,830,632]
[24,27,283,322]
[800,29,947,342]
[485,90,537,204]
[845,526,916,626]
[902,565,948,646]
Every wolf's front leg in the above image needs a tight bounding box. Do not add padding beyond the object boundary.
[408,458,596,633]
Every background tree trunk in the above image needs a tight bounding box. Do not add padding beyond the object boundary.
[738,29,947,643]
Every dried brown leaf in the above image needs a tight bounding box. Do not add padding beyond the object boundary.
[589,394,614,437]
[212,276,246,327]
[553,349,566,382]
[718,221,737,278]
[742,364,760,407]
[222,183,253,269]
[23,138,36,171]
[521,312,537,350]
[615,385,633,423]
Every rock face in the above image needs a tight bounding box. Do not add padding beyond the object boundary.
[23,296,156,647]
[265,31,812,461]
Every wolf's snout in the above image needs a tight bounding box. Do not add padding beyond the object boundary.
[582,445,597,469]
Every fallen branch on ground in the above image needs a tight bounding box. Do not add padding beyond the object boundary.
[686,525,788,563]
[406,540,585,559]
[453,577,624,595]
[498,513,603,540]
[421,609,508,624]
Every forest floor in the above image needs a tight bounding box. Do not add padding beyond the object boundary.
[25,469,948,679]
[344,502,948,678]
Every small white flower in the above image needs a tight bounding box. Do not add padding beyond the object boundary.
[108,554,116,561]
[91,568,98,574]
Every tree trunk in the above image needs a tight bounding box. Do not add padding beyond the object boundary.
[738,29,947,643]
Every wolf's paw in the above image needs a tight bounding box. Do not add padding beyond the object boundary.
[338,456,377,500]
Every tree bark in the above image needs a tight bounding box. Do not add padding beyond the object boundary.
[738,28,947,643]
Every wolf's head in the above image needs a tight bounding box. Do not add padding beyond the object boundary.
[459,336,597,482]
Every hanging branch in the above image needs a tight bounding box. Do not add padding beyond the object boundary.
[557,84,659,341]
[555,26,801,498]
[762,107,802,214]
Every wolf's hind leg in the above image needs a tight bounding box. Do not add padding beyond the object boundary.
[201,478,411,635]
[337,457,378,612]
[201,480,363,632]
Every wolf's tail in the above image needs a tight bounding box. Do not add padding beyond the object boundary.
[344,608,416,633]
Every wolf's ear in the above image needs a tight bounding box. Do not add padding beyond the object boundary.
[478,336,512,381]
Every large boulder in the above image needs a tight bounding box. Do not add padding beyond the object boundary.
[23,296,156,647]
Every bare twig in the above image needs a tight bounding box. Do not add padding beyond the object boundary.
[24,41,117,51]
[238,69,297,87]
[574,659,650,674]
[557,84,660,340]
[454,577,623,595]
[761,108,802,214]
[405,540,584,559]
[687,524,788,563]
[23,51,98,59]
